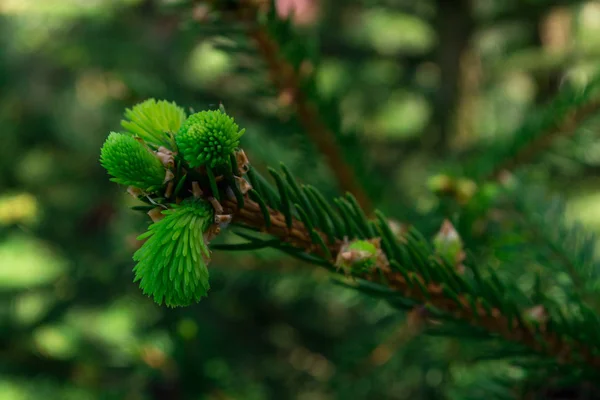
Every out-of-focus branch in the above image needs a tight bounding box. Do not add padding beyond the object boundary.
[487,99,600,181]
[210,0,373,213]
[248,29,372,213]
[428,0,474,154]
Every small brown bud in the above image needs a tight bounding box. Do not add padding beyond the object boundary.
[235,176,252,194]
[164,181,174,199]
[163,169,175,184]
[235,149,250,174]
[156,146,175,168]
[192,182,203,198]
[148,207,165,223]
[215,214,233,225]
[208,197,224,215]
[127,186,143,198]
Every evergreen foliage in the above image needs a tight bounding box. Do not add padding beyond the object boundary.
[7,0,600,398]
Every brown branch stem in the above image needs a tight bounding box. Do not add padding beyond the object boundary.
[222,197,341,255]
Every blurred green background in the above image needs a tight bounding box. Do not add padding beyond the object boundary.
[2,0,600,399]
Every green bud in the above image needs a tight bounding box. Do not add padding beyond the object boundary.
[336,239,379,274]
[427,174,453,194]
[433,220,465,270]
[176,110,245,169]
[121,99,186,149]
[133,199,215,307]
[100,132,166,192]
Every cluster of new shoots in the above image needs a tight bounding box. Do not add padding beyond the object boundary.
[100,99,247,307]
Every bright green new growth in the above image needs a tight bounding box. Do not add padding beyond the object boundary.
[133,199,215,307]
[100,132,166,192]
[336,240,378,274]
[176,110,245,168]
[121,99,187,149]
[347,240,378,269]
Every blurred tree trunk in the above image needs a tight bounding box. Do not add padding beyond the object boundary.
[429,0,474,155]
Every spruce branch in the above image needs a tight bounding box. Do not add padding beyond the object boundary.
[218,169,600,371]
[472,78,600,182]
[101,98,600,374]
[208,0,374,213]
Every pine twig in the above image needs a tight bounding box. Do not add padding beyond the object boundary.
[223,194,600,371]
